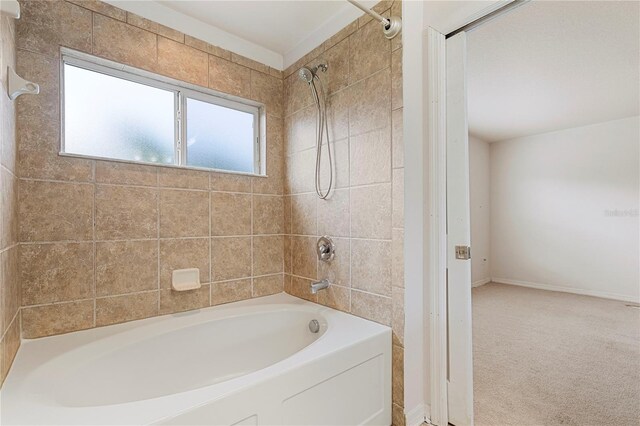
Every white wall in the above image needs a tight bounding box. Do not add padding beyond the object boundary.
[490,116,640,302]
[469,135,491,286]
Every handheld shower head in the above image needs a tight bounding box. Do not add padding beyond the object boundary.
[298,63,328,84]
[298,67,315,84]
[297,62,333,199]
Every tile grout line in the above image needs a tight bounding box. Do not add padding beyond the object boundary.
[92,160,97,327]
[344,47,354,313]
[20,175,277,195]
[286,273,388,299]
[208,173,212,306]
[250,192,254,297]
[20,233,293,245]
[90,9,94,55]
[156,169,161,313]
[18,269,278,312]
[0,310,20,343]
[0,242,19,255]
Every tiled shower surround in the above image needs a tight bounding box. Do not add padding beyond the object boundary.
[14,0,286,340]
[282,1,405,422]
[6,0,405,422]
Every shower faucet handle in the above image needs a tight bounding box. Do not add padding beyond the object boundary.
[317,236,335,262]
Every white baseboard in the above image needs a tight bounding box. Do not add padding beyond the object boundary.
[472,278,491,288]
[405,403,429,426]
[492,277,639,303]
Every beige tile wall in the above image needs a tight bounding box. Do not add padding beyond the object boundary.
[0,14,21,386]
[10,2,406,421]
[281,1,405,423]
[15,0,285,338]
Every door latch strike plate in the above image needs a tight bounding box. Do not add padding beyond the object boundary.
[455,245,471,260]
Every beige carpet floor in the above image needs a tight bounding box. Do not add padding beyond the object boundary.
[472,282,640,426]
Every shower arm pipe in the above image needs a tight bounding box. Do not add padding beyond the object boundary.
[346,0,390,29]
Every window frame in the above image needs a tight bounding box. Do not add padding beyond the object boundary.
[60,48,265,176]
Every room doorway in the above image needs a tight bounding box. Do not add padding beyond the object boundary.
[445,2,640,425]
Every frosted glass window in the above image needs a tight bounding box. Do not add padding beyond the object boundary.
[63,64,176,165]
[61,52,261,175]
[185,97,255,173]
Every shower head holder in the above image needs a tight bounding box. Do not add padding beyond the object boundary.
[298,62,328,84]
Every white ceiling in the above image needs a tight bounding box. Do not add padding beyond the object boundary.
[160,1,354,54]
[467,0,640,142]
[108,0,378,69]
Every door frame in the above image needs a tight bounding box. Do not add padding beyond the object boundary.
[423,2,523,425]
[425,24,449,426]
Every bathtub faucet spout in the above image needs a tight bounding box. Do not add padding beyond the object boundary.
[310,279,330,294]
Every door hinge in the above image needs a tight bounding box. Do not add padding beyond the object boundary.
[455,245,471,260]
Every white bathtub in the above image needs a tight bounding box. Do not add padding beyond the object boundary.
[0,293,391,425]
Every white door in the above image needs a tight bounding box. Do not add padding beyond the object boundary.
[446,31,474,426]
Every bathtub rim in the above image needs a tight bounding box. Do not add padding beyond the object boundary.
[0,292,392,426]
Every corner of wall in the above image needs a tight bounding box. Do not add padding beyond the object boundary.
[0,13,21,387]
